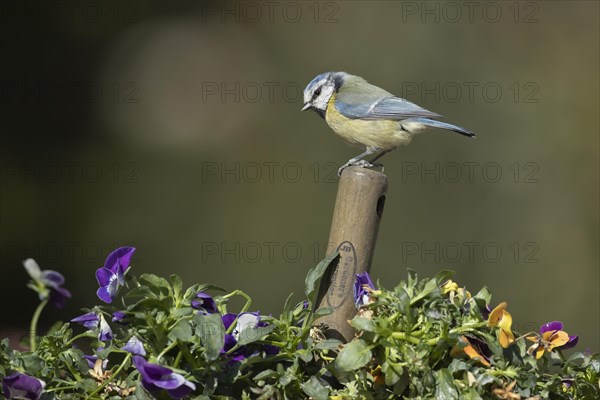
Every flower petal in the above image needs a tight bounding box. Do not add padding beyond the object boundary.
[151,373,186,390]
[23,259,42,280]
[221,313,238,330]
[134,356,172,381]
[497,310,513,333]
[167,380,196,399]
[71,312,100,330]
[99,315,113,342]
[487,302,508,327]
[49,286,71,309]
[191,292,217,313]
[562,335,579,350]
[354,272,375,307]
[104,246,136,275]
[122,336,146,356]
[96,286,114,304]
[112,311,126,323]
[499,329,515,348]
[40,270,65,288]
[2,372,45,400]
[547,330,569,350]
[95,268,115,287]
[540,321,563,334]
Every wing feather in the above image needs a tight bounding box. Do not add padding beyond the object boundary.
[334,77,442,120]
[336,96,442,120]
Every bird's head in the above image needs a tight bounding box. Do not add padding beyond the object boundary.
[301,72,346,117]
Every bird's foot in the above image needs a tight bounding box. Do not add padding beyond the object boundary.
[337,160,384,176]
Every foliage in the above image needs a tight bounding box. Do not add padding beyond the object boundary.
[0,249,598,400]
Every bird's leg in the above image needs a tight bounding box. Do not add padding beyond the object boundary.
[368,149,392,165]
[338,149,377,176]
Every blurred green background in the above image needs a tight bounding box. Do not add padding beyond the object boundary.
[1,1,598,351]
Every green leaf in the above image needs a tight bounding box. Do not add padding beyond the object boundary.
[254,369,278,381]
[435,369,459,400]
[314,338,343,350]
[21,354,44,374]
[183,283,226,302]
[194,313,224,361]
[301,376,329,400]
[334,339,372,372]
[282,292,295,313]
[351,316,376,332]
[297,349,314,363]
[238,325,275,346]
[168,319,193,342]
[313,307,334,318]
[434,270,455,285]
[139,273,171,296]
[381,361,404,386]
[448,359,469,374]
[125,285,156,300]
[473,286,492,311]
[169,274,183,300]
[305,251,340,302]
[461,388,483,400]
[411,277,439,305]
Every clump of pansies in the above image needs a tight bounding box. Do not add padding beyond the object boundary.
[1,249,598,399]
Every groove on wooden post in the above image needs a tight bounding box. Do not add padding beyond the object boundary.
[314,166,388,342]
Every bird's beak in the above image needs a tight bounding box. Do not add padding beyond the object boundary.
[301,103,311,111]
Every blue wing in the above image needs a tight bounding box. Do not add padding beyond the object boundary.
[336,96,442,120]
[334,76,442,120]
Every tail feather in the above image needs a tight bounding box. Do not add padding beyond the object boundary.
[411,117,476,138]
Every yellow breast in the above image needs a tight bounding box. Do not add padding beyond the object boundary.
[325,93,412,151]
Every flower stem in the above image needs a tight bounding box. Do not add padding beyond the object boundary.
[85,353,131,399]
[391,321,489,346]
[29,298,48,352]
[221,290,252,334]
[66,332,98,346]
[156,341,179,362]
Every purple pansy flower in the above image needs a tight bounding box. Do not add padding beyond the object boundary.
[133,356,196,399]
[71,312,113,342]
[98,314,113,341]
[122,336,146,356]
[540,321,579,349]
[191,292,217,313]
[221,312,276,361]
[95,246,136,303]
[221,313,248,362]
[481,304,492,320]
[23,258,71,308]
[71,312,99,330]
[112,311,127,323]
[354,272,376,307]
[2,372,45,400]
[83,353,108,370]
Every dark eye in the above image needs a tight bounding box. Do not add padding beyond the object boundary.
[314,88,321,97]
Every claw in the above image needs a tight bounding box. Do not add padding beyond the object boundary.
[338,160,382,176]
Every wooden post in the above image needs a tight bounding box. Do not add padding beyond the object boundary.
[314,166,388,342]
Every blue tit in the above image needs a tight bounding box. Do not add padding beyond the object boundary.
[301,72,475,175]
